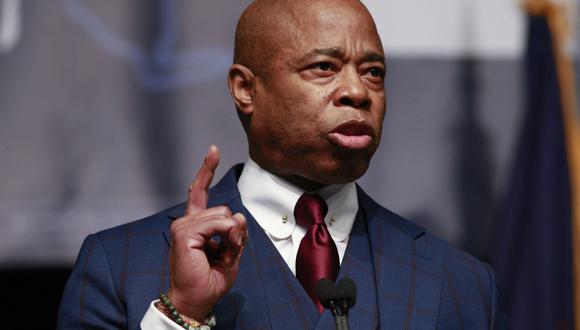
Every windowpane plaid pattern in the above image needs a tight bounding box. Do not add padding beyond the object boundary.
[58,165,507,329]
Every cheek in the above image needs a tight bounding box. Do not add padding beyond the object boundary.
[318,83,336,99]
[282,88,329,122]
[262,77,337,141]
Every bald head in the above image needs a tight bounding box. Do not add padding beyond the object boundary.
[228,0,386,189]
[233,0,378,78]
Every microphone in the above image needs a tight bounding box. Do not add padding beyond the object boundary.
[316,278,357,330]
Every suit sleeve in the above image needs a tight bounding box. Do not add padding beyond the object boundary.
[484,263,510,330]
[57,234,127,329]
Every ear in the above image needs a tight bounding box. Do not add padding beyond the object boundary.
[228,64,255,116]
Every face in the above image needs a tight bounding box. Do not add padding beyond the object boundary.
[246,2,386,189]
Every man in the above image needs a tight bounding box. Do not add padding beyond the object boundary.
[59,0,505,329]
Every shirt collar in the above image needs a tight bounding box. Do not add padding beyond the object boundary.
[237,158,358,242]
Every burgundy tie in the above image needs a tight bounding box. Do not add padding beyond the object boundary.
[295,193,339,313]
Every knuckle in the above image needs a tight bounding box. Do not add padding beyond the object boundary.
[170,217,192,237]
[215,205,232,216]
[230,219,242,231]
[170,220,180,235]
[220,205,232,216]
[170,224,182,239]
[192,183,205,191]
[236,213,247,225]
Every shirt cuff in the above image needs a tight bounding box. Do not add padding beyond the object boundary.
[140,300,184,330]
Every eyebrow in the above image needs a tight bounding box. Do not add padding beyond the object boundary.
[311,47,344,58]
[301,47,385,65]
[361,51,386,65]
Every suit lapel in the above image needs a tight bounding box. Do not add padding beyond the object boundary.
[243,207,321,329]
[215,196,278,329]
[359,187,442,330]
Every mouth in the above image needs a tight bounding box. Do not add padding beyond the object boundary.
[328,121,375,150]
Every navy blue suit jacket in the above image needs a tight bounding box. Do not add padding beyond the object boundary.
[58,165,506,329]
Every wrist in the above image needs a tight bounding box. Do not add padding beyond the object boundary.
[167,290,213,323]
[158,293,217,330]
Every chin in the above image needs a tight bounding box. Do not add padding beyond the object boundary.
[314,157,371,184]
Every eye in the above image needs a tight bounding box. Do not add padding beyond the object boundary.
[301,61,337,82]
[313,62,333,71]
[369,67,384,78]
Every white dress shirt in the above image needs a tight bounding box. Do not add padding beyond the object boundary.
[238,158,358,273]
[141,159,359,329]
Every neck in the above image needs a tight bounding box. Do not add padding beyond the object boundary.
[278,174,328,192]
[248,156,328,191]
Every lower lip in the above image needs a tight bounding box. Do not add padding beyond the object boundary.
[328,132,373,149]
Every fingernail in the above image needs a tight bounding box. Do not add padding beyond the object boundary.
[237,234,243,246]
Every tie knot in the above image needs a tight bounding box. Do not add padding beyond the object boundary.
[294,193,328,226]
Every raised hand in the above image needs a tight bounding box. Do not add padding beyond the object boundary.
[167,145,247,321]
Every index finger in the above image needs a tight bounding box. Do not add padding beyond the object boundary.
[186,145,220,215]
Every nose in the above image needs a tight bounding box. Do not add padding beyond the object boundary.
[333,67,371,110]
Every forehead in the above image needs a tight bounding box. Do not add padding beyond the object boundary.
[281,2,383,57]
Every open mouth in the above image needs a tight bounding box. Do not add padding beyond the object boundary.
[328,121,374,150]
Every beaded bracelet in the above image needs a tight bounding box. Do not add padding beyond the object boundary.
[158,293,217,330]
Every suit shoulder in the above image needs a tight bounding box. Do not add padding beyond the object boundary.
[364,198,497,321]
[359,190,502,326]
[419,231,492,284]
[72,203,183,282]
[62,204,183,329]
[84,203,185,264]
[419,234,498,325]
[419,233,496,317]
[357,187,427,238]
[359,187,488,271]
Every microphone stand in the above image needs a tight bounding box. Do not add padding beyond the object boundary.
[328,299,351,330]
[316,278,356,330]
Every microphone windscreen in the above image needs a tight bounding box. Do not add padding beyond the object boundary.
[336,278,357,307]
[315,278,335,309]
